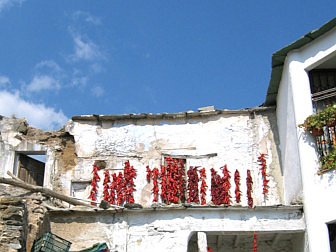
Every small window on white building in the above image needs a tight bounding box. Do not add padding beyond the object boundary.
[14,152,46,186]
[309,69,336,112]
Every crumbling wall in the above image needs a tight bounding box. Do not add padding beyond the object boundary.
[0,116,77,195]
[67,109,284,208]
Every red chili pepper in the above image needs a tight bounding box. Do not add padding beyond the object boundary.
[210,168,223,205]
[116,172,125,205]
[187,166,199,204]
[234,169,241,203]
[257,153,269,197]
[246,169,253,208]
[89,164,101,206]
[199,168,207,205]
[102,170,110,202]
[124,161,137,204]
[253,231,257,252]
[109,173,117,205]
[221,165,231,206]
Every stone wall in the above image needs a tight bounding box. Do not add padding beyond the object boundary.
[0,184,48,252]
[0,197,26,252]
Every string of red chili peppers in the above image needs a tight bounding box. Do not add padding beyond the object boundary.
[199,168,207,205]
[124,161,136,204]
[246,169,253,208]
[88,164,100,206]
[253,231,258,252]
[210,168,222,205]
[187,166,199,204]
[109,173,117,205]
[257,153,269,197]
[222,165,231,206]
[102,170,110,202]
[234,169,241,204]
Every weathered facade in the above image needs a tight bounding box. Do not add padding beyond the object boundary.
[4,17,336,252]
[0,107,306,251]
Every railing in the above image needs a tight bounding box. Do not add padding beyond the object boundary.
[315,125,336,157]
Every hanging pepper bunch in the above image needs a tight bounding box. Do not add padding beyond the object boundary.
[146,166,151,183]
[165,157,180,204]
[257,153,269,197]
[124,161,137,204]
[187,166,200,203]
[109,173,117,205]
[234,169,241,203]
[199,168,207,205]
[221,165,231,206]
[102,170,111,202]
[246,169,253,208]
[253,231,257,252]
[210,168,223,205]
[151,167,160,202]
[177,159,186,203]
[160,165,167,203]
[89,164,100,205]
[116,172,125,205]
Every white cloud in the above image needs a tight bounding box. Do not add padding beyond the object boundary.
[91,86,105,97]
[35,60,62,73]
[0,75,10,86]
[26,75,61,93]
[72,11,101,25]
[71,34,103,61]
[0,90,67,130]
[0,0,24,13]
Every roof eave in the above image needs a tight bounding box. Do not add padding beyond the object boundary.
[264,17,336,106]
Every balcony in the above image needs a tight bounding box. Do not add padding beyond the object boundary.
[300,105,336,174]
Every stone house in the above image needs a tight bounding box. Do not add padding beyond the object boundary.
[1,17,336,252]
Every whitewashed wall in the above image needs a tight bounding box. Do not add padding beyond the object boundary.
[276,26,336,252]
[49,207,305,251]
[66,110,283,208]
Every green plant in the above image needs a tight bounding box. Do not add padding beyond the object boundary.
[299,104,336,133]
[299,113,325,131]
[320,148,336,173]
[323,104,336,126]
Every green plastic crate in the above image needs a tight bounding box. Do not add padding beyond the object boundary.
[32,232,71,252]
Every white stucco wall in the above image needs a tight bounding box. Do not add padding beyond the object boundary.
[66,110,283,208]
[49,206,305,251]
[276,26,336,252]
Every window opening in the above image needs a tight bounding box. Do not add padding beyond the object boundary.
[15,152,46,186]
[309,69,336,112]
[309,69,336,160]
[161,156,186,204]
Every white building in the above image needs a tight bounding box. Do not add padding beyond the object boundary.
[2,17,336,252]
[264,17,336,252]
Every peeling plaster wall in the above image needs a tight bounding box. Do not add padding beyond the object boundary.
[49,207,305,251]
[67,110,283,208]
[0,116,76,194]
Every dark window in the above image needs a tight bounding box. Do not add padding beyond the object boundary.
[16,153,45,186]
[328,223,336,252]
[309,69,336,112]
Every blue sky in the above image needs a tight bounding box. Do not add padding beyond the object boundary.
[0,1,336,129]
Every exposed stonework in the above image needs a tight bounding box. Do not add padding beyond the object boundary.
[0,184,50,252]
[0,197,26,252]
